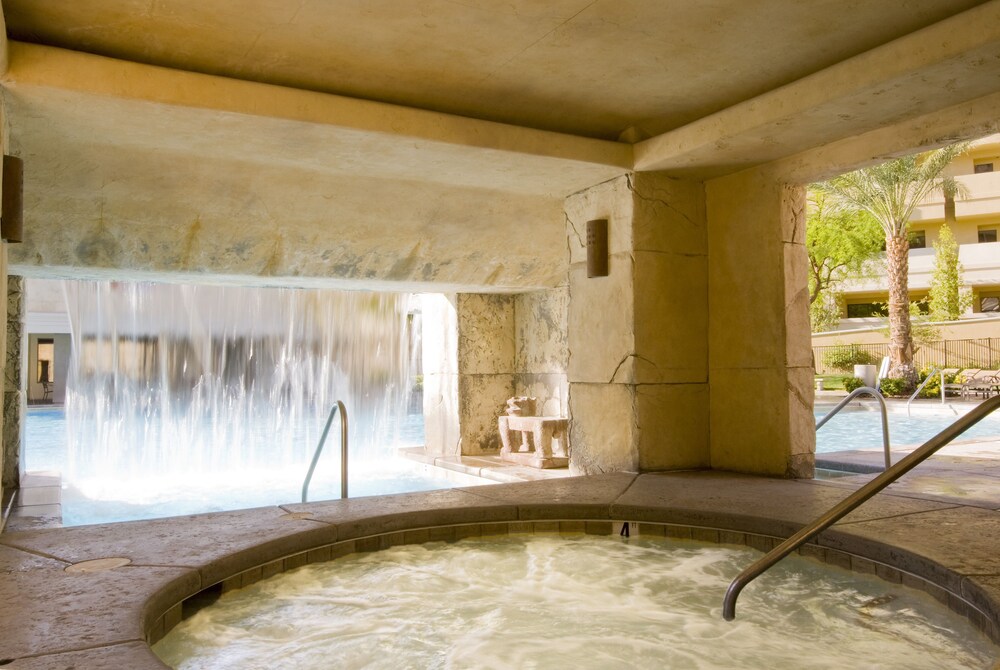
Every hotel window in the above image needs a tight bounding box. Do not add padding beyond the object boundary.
[979,227,998,243]
[974,162,994,174]
[908,230,926,248]
[982,296,1000,312]
[846,302,888,318]
[36,338,55,383]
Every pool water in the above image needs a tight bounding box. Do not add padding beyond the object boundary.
[815,407,1000,453]
[153,534,998,669]
[24,407,478,526]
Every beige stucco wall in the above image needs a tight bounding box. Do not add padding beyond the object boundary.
[813,316,1000,347]
[514,286,568,418]
[565,172,710,474]
[0,247,7,504]
[421,293,515,457]
[706,169,813,477]
[423,288,570,458]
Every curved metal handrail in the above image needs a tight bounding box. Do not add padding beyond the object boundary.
[301,400,348,503]
[907,367,945,416]
[722,394,1000,621]
[816,386,891,470]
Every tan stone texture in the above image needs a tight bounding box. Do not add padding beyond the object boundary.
[567,258,634,384]
[566,173,711,473]
[635,384,710,471]
[633,250,707,384]
[629,173,707,255]
[0,247,6,503]
[706,170,812,476]
[706,170,786,370]
[514,287,568,375]
[514,286,569,417]
[568,382,638,474]
[457,294,515,375]
[4,275,24,490]
[564,175,635,267]
[709,367,792,475]
[515,374,568,418]
[457,373,515,455]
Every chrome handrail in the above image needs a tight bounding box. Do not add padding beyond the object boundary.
[301,401,348,503]
[816,386,891,470]
[722,394,1000,621]
[907,368,945,416]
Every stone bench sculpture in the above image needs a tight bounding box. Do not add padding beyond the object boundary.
[497,396,570,469]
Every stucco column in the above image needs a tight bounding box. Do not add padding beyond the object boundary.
[0,248,7,503]
[422,293,514,456]
[565,172,709,474]
[3,274,23,491]
[706,168,813,477]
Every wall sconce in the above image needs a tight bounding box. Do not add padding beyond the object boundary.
[1,155,23,243]
[586,218,608,277]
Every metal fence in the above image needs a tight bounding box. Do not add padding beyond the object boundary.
[813,337,1000,375]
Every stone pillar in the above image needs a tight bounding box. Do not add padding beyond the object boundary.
[0,248,7,503]
[513,286,569,417]
[706,168,813,477]
[422,293,515,456]
[3,274,23,491]
[565,173,709,474]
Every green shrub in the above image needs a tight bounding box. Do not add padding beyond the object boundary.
[916,367,959,398]
[821,345,878,373]
[878,377,910,397]
[843,376,865,393]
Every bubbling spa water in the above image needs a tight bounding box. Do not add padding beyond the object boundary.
[60,280,417,507]
[153,535,997,669]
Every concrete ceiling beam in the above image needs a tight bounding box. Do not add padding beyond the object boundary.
[634,0,1000,178]
[1,42,631,197]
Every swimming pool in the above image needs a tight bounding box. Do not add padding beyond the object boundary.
[153,534,997,669]
[815,405,1000,453]
[24,407,484,526]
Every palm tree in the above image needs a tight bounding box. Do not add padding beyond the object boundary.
[817,143,969,387]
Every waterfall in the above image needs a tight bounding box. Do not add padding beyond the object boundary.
[61,279,418,506]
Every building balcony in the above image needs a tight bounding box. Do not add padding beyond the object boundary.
[912,171,1000,222]
[842,241,1000,293]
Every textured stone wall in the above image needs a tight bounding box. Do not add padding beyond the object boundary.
[514,286,569,417]
[705,168,813,477]
[3,274,23,491]
[421,293,515,456]
[455,294,515,455]
[564,172,709,474]
[0,249,7,502]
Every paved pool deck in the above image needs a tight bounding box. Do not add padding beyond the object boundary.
[0,469,998,668]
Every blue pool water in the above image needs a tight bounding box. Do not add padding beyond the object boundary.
[815,406,1000,453]
[24,407,476,526]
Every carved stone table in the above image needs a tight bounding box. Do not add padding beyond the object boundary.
[498,415,570,469]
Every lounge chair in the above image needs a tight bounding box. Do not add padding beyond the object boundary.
[943,369,980,398]
[963,369,1000,398]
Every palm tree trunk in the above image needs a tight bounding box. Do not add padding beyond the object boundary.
[885,232,916,386]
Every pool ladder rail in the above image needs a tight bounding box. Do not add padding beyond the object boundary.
[723,394,1000,621]
[907,367,946,415]
[815,386,891,470]
[301,401,348,503]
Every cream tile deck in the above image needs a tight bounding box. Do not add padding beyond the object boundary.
[0,472,997,668]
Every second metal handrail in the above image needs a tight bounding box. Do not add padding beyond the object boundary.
[816,386,891,470]
[907,367,945,415]
[723,394,1000,621]
[301,400,348,503]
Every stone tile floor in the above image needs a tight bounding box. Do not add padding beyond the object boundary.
[0,468,997,668]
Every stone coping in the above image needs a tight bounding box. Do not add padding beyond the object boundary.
[0,471,997,668]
